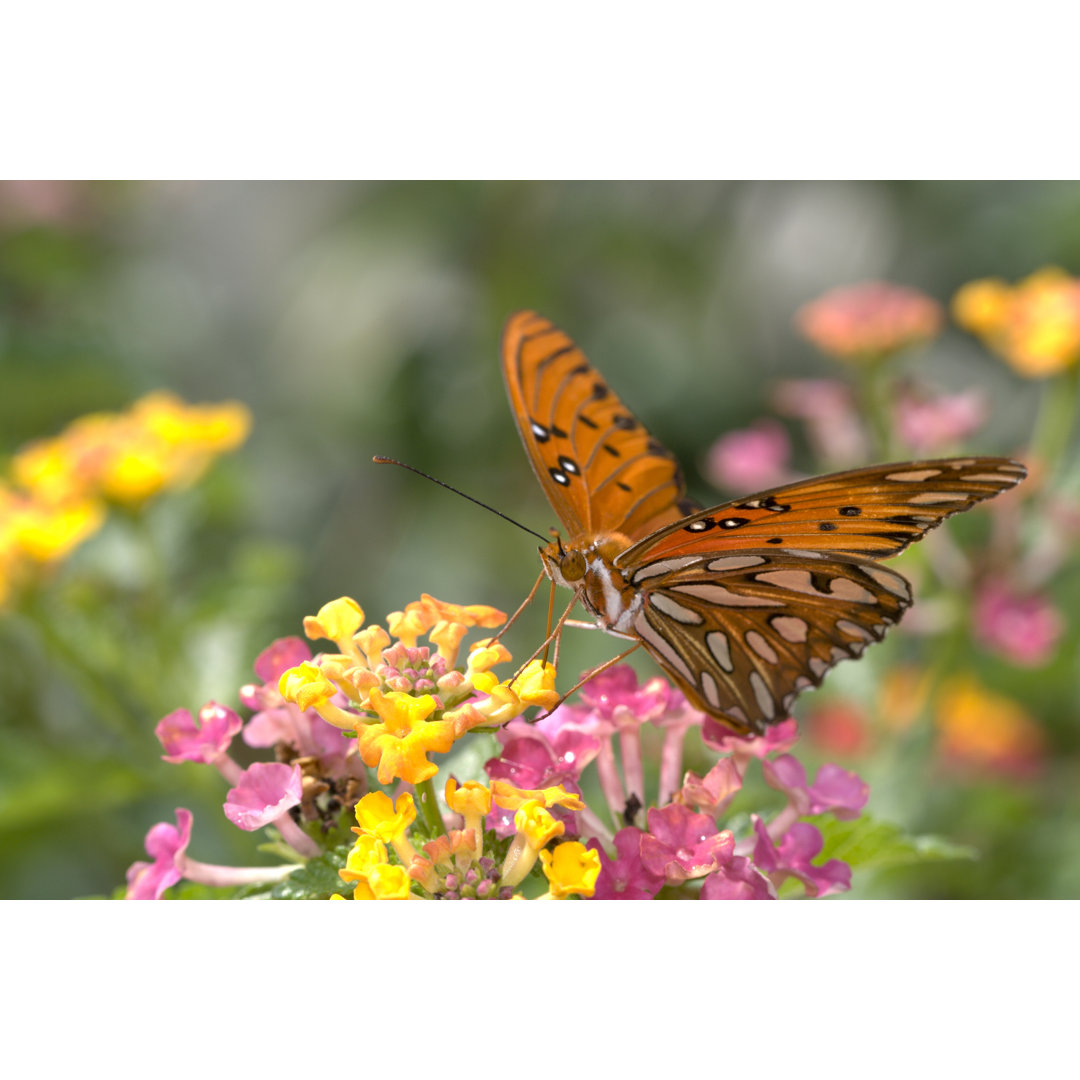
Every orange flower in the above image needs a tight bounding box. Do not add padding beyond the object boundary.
[354,687,455,785]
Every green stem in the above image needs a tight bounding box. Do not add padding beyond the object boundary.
[1028,364,1080,482]
[855,360,898,460]
[414,777,447,837]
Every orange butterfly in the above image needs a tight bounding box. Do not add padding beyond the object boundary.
[502,310,1026,735]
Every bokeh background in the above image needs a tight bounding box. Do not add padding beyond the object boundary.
[2,180,1078,899]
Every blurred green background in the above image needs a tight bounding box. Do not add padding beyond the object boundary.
[1,180,1077,899]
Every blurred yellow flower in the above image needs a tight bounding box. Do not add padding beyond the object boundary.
[953,267,1080,377]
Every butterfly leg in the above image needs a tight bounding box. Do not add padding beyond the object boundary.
[486,567,548,650]
[507,588,583,686]
[532,640,643,722]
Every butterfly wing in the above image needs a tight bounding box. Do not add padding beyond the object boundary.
[617,457,1027,567]
[502,310,699,541]
[628,550,915,734]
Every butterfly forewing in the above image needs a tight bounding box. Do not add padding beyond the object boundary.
[632,551,914,735]
[617,457,1027,567]
[502,310,699,541]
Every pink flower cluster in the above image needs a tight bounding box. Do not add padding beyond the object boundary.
[126,637,360,899]
[483,666,868,900]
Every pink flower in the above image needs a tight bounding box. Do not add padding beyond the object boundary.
[705,419,793,494]
[639,804,735,885]
[893,387,987,454]
[577,666,670,728]
[702,716,799,758]
[796,281,943,363]
[700,856,776,900]
[125,809,193,900]
[752,817,850,898]
[762,756,869,820]
[156,702,243,765]
[239,637,313,711]
[587,828,665,900]
[974,583,1065,668]
[224,762,303,831]
[771,378,868,466]
[677,757,744,817]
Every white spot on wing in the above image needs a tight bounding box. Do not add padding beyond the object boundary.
[706,631,734,673]
[771,615,809,643]
[745,630,779,664]
[836,619,873,641]
[700,671,721,709]
[635,612,694,684]
[827,577,876,603]
[908,492,966,505]
[672,583,778,607]
[706,555,767,572]
[749,671,775,720]
[886,468,942,482]
[630,557,700,584]
[863,564,912,601]
[649,592,703,625]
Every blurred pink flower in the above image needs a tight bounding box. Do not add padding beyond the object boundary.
[587,828,665,900]
[125,808,193,900]
[894,387,987,454]
[771,378,868,466]
[639,804,735,885]
[705,419,793,494]
[224,762,304,831]
[973,583,1065,667]
[796,281,943,363]
[702,715,799,758]
[156,702,243,766]
[677,757,744,817]
[700,856,776,900]
[751,817,850,898]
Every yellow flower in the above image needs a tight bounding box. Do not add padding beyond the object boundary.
[415,594,506,629]
[355,687,454,785]
[953,267,1080,378]
[491,780,585,813]
[352,791,419,864]
[514,800,565,850]
[445,778,492,854]
[540,841,602,899]
[386,606,431,648]
[10,496,106,563]
[339,835,389,884]
[278,663,357,729]
[354,863,412,900]
[355,625,391,669]
[303,597,366,653]
[429,620,469,666]
[511,659,560,712]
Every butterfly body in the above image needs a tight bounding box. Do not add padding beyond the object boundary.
[502,310,1027,735]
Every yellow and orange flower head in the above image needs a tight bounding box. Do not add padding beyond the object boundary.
[356,687,455,785]
[953,267,1080,378]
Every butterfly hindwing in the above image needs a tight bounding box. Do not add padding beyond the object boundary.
[630,550,914,735]
[502,310,699,541]
[617,457,1027,567]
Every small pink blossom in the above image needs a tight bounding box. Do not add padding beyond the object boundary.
[700,856,776,900]
[578,666,670,729]
[587,828,665,900]
[224,762,303,831]
[240,637,313,710]
[974,583,1065,668]
[894,387,987,454]
[639,804,735,885]
[156,702,243,765]
[705,419,793,494]
[762,756,869,820]
[125,809,193,900]
[752,817,850,898]
[677,757,744,816]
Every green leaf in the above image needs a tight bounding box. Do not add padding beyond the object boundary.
[271,847,351,900]
[813,814,978,872]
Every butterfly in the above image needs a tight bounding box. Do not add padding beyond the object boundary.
[501,309,1027,735]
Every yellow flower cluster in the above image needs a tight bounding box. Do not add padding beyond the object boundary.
[336,780,600,900]
[953,267,1080,378]
[279,594,560,786]
[0,391,251,604]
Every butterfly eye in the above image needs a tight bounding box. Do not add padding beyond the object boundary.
[560,550,587,583]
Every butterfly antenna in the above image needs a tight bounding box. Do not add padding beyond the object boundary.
[373,456,550,544]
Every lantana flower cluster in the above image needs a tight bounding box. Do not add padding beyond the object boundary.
[126,594,869,900]
[0,391,250,606]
